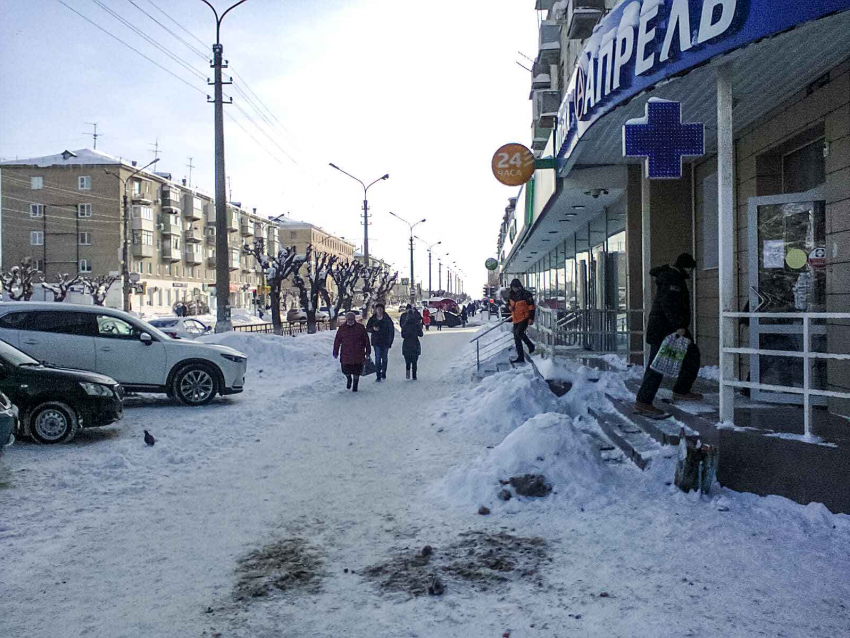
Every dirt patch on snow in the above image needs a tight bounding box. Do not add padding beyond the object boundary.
[233,537,325,602]
[363,531,549,597]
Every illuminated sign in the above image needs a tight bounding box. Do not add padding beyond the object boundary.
[623,99,704,179]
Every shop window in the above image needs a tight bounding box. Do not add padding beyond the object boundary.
[783,139,825,194]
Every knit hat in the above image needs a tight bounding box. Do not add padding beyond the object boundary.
[674,253,697,269]
[510,278,523,288]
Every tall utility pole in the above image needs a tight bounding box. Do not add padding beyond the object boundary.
[328,163,389,267]
[104,158,160,311]
[149,137,162,161]
[413,236,440,299]
[83,122,102,149]
[388,212,425,302]
[186,157,195,186]
[201,0,247,333]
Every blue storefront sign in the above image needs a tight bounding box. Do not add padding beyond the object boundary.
[554,0,850,169]
[623,99,705,179]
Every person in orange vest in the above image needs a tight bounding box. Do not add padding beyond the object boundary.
[508,278,536,364]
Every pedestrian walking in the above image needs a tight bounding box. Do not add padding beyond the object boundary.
[422,307,431,331]
[634,253,702,416]
[508,278,536,364]
[460,305,468,327]
[333,311,371,392]
[401,304,423,380]
[435,307,446,331]
[366,303,395,382]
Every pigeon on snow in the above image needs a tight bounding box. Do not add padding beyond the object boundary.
[143,430,156,446]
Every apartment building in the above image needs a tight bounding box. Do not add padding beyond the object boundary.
[0,148,268,317]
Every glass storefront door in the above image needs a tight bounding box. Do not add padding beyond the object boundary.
[747,188,826,404]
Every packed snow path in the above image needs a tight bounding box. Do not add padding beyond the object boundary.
[2,322,850,638]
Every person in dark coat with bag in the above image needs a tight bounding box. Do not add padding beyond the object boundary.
[333,311,371,392]
[400,304,423,380]
[634,253,702,416]
[366,303,395,382]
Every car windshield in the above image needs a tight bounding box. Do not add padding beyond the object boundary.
[0,338,40,367]
[149,319,180,328]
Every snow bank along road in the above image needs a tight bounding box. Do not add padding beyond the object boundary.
[2,320,850,638]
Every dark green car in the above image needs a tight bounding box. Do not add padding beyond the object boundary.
[0,339,123,444]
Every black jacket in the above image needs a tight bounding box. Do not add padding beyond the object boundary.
[645,265,692,345]
[366,313,395,348]
[400,312,423,358]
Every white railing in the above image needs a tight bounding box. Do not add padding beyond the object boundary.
[470,318,513,371]
[721,312,850,438]
[534,307,644,357]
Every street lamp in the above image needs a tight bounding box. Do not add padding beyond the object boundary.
[104,157,160,312]
[388,211,425,301]
[328,163,389,267]
[414,236,441,299]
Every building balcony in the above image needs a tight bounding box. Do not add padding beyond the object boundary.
[133,244,154,258]
[184,227,203,243]
[131,192,153,205]
[205,231,216,245]
[227,212,240,233]
[183,195,203,221]
[564,0,605,40]
[537,21,561,67]
[532,121,551,151]
[184,248,203,264]
[533,89,561,129]
[131,216,154,231]
[207,252,217,267]
[240,220,253,236]
[162,243,182,262]
[161,188,182,212]
[229,260,240,271]
[159,218,181,235]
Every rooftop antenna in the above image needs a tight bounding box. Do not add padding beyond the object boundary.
[83,122,102,149]
[227,176,233,203]
[149,137,162,161]
[186,157,195,186]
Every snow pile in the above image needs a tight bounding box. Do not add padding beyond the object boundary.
[437,412,617,510]
[534,356,633,417]
[199,330,336,375]
[436,366,559,439]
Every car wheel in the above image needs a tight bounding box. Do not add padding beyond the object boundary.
[30,402,79,444]
[172,364,219,406]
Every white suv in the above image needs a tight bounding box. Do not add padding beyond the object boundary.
[0,303,247,406]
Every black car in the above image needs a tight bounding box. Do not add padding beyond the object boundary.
[0,339,123,444]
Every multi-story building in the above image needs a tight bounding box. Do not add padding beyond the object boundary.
[0,148,268,317]
[497,1,850,510]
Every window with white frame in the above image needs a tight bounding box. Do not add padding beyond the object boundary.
[78,176,91,190]
[31,176,43,189]
[132,179,142,195]
[132,205,153,220]
[79,259,92,273]
[30,204,44,218]
[30,231,44,246]
[31,258,44,271]
[79,232,92,246]
[133,230,154,246]
[78,203,92,218]
[164,264,171,275]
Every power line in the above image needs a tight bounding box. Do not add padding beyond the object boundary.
[145,0,209,52]
[231,102,297,165]
[55,0,206,96]
[91,0,208,81]
[224,111,287,166]
[126,0,210,62]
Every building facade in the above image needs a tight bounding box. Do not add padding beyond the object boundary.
[0,148,270,317]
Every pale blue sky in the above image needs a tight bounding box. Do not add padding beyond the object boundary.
[0,0,539,292]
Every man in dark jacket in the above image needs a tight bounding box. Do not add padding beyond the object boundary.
[635,253,702,416]
[400,304,423,380]
[366,303,395,382]
[508,278,536,364]
[333,311,371,392]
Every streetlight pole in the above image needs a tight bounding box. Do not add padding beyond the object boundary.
[414,237,441,299]
[328,164,389,268]
[201,0,247,333]
[388,211,425,302]
[104,158,160,312]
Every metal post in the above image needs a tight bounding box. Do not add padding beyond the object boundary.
[363,197,369,267]
[476,340,480,371]
[122,191,131,311]
[409,233,415,303]
[717,67,736,425]
[641,176,651,367]
[803,316,812,439]
[428,250,432,298]
[212,41,231,333]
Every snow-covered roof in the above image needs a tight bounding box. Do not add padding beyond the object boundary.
[0,148,133,168]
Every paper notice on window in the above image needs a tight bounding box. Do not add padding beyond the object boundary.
[763,240,786,269]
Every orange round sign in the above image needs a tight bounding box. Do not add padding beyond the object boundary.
[491,143,535,186]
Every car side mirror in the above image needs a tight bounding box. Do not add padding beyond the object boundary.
[140,333,153,345]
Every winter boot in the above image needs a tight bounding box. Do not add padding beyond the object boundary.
[528,343,536,354]
[352,376,359,392]
[412,364,417,380]
[510,357,526,365]
[634,401,666,417]
[672,391,704,401]
[346,374,352,390]
[406,367,410,380]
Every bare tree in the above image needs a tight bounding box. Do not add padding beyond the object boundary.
[42,273,81,302]
[80,276,120,306]
[1,257,39,301]
[291,244,337,334]
[323,260,366,323]
[243,241,303,336]
[361,266,398,319]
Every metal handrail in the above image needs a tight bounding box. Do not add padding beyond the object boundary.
[470,318,511,343]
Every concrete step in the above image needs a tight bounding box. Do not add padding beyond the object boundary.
[589,405,664,470]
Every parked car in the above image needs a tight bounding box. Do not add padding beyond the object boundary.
[0,391,17,454]
[286,308,330,323]
[0,339,122,444]
[0,303,248,407]
[148,317,212,340]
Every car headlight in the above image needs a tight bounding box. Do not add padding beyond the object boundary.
[79,382,114,397]
[220,353,247,363]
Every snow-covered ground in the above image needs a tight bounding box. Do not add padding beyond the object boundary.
[2,321,849,637]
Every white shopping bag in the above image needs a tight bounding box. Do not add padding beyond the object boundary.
[650,334,691,377]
